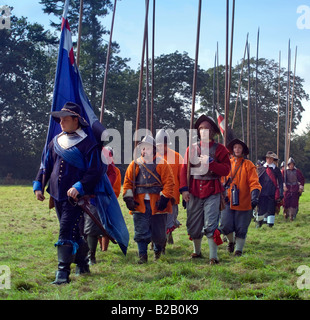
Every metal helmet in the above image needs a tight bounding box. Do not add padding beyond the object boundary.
[155,129,171,146]
[138,134,156,147]
[280,161,285,168]
[287,157,295,165]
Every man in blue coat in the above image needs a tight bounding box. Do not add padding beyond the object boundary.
[33,102,104,284]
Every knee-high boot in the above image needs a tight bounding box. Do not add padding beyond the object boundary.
[74,239,90,275]
[52,244,75,285]
[87,235,98,265]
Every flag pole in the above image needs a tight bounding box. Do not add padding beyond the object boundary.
[76,0,84,68]
[187,0,202,187]
[100,0,118,124]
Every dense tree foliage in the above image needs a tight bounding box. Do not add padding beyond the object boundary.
[0,15,57,179]
[1,2,309,181]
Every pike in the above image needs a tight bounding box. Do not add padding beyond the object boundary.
[76,0,84,67]
[246,41,252,160]
[284,39,291,166]
[187,0,202,187]
[276,50,281,160]
[254,27,259,164]
[133,0,150,194]
[100,0,118,123]
[232,33,248,129]
[287,46,297,160]
[150,0,155,135]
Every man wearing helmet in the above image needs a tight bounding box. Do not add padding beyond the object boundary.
[123,135,175,264]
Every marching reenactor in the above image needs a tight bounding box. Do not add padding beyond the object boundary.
[84,146,120,264]
[180,115,231,265]
[282,157,305,221]
[123,135,175,264]
[33,102,104,284]
[220,138,261,256]
[155,129,183,246]
[256,151,284,227]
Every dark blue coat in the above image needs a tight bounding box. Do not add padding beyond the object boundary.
[34,135,103,201]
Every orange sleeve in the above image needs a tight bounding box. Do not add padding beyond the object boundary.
[113,167,122,198]
[156,159,175,200]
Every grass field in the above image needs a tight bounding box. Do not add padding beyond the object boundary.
[1,184,310,301]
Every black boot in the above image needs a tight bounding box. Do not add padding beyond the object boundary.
[75,239,90,275]
[52,244,74,285]
[87,235,98,265]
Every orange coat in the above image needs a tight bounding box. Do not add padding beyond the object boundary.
[226,156,262,211]
[157,148,183,204]
[113,166,121,198]
[123,156,175,215]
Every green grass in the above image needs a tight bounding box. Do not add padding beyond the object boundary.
[1,184,310,300]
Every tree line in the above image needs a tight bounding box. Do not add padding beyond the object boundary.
[1,0,309,182]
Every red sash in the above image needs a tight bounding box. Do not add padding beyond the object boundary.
[266,167,280,200]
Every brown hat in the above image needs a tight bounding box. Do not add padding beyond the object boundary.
[194,115,220,138]
[51,102,89,127]
[264,151,278,160]
[227,138,249,156]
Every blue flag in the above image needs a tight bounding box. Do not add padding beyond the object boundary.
[42,0,106,161]
[41,0,129,255]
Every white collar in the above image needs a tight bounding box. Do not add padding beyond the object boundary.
[57,128,87,149]
[264,162,275,169]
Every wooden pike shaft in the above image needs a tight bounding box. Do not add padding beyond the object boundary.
[224,0,229,147]
[232,33,248,129]
[133,0,150,194]
[287,46,297,159]
[254,27,259,163]
[284,40,291,166]
[100,0,117,123]
[76,0,84,68]
[150,0,155,135]
[225,0,235,146]
[277,51,281,160]
[187,0,202,187]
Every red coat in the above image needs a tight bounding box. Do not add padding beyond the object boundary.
[180,140,231,198]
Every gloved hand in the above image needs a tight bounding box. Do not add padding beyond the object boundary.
[156,195,169,211]
[182,199,187,209]
[251,189,260,209]
[124,197,139,211]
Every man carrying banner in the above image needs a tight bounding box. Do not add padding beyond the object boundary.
[33,102,104,284]
[33,0,129,284]
[180,115,231,265]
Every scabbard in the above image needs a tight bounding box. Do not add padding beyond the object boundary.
[77,197,117,244]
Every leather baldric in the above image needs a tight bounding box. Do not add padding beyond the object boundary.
[191,142,220,180]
